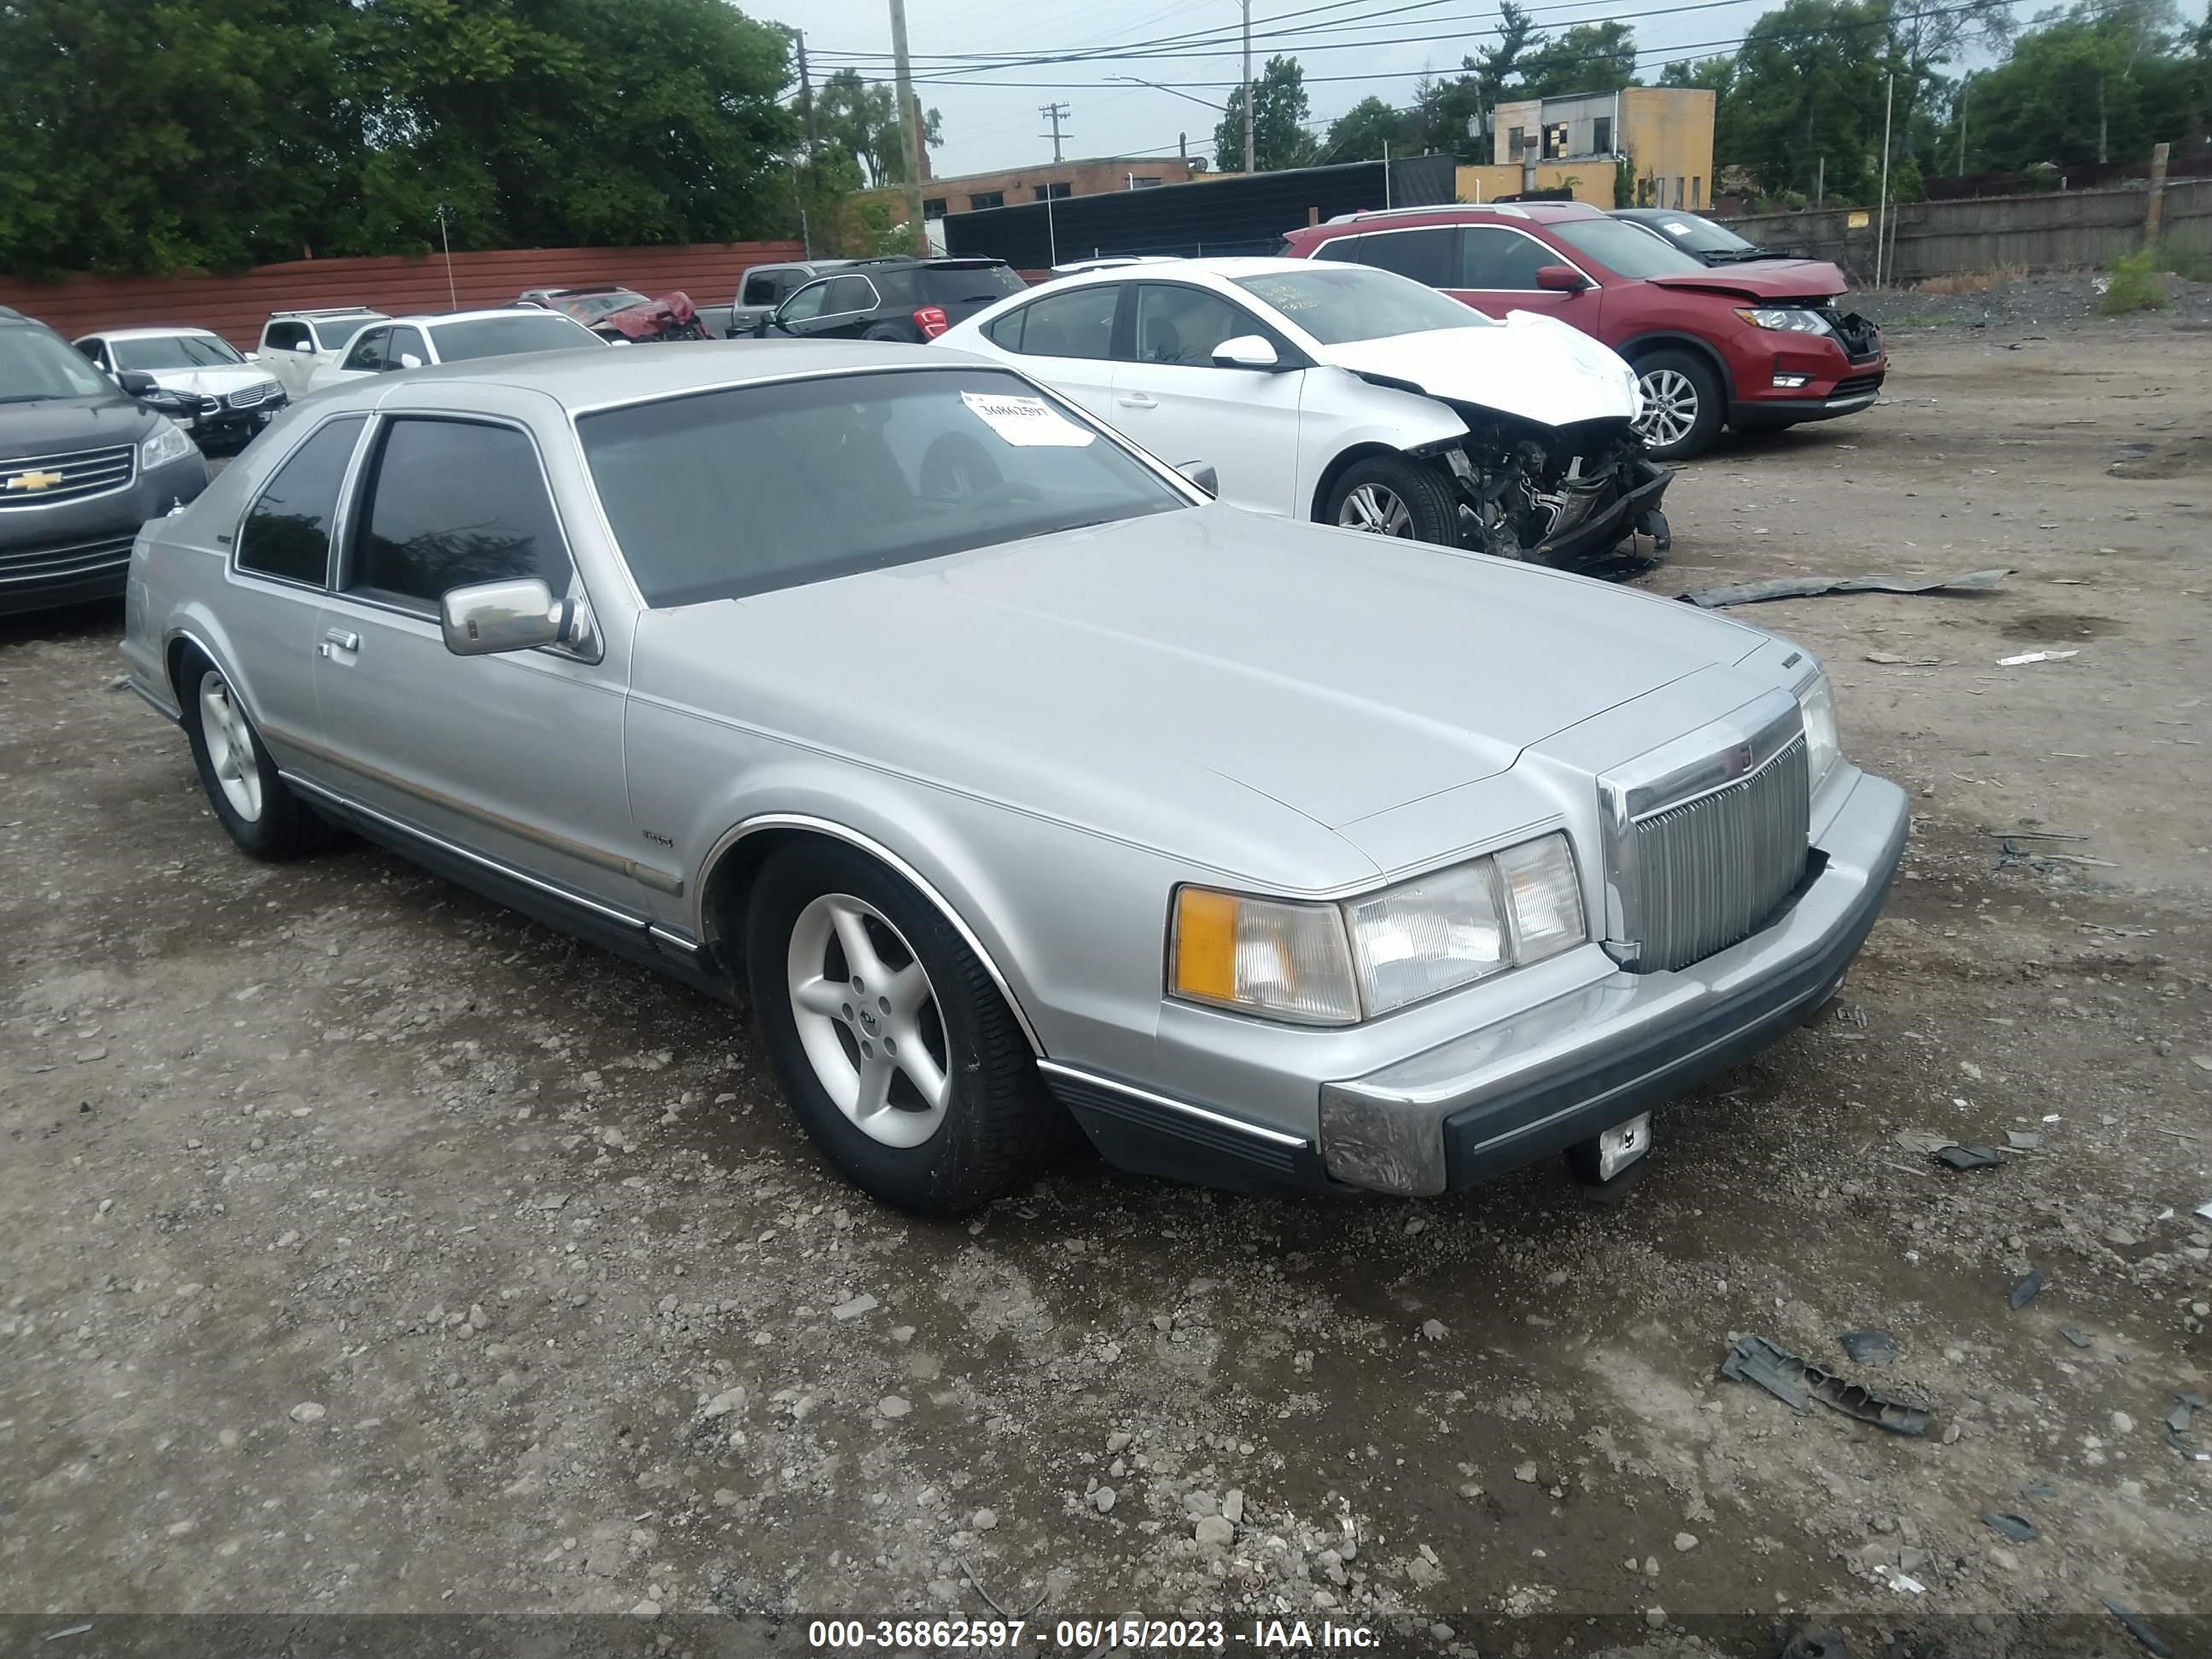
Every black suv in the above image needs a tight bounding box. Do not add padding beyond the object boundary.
[2,306,211,616]
[748,257,1027,343]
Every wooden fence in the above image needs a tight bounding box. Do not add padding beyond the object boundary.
[1723,178,2212,285]
[0,242,806,349]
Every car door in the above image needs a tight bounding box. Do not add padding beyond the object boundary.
[976,282,1121,422]
[317,326,388,390]
[76,337,112,375]
[772,274,877,340]
[220,412,370,771]
[259,322,318,396]
[385,325,430,371]
[1111,282,1304,516]
[1450,226,1604,332]
[311,410,651,918]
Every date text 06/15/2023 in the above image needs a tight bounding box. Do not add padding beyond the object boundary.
[806,1617,1382,1650]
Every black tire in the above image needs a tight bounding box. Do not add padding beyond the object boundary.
[744,841,1066,1214]
[860,322,911,343]
[1630,348,1724,461]
[177,646,329,860]
[1320,453,1460,546]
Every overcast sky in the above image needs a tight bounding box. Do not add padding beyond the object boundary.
[746,0,1791,179]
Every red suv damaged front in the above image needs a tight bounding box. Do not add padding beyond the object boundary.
[1280,203,1884,461]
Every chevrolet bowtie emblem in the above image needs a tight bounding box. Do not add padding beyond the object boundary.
[4,469,64,492]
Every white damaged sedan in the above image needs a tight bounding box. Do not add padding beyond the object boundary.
[935,257,1673,569]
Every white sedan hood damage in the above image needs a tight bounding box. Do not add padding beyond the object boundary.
[1316,313,1644,428]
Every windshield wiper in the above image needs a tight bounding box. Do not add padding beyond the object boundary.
[0,393,64,404]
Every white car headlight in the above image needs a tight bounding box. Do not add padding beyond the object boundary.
[139,420,195,471]
[1796,669,1842,794]
[1734,306,1833,336]
[1169,832,1586,1024]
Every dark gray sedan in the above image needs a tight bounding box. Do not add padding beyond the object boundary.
[120,341,1907,1213]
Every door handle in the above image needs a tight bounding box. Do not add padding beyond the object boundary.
[324,627,360,652]
[1116,393,1158,410]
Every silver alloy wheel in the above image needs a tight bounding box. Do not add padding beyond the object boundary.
[786,893,952,1149]
[1337,481,1415,536]
[198,669,263,822]
[1634,368,1699,450]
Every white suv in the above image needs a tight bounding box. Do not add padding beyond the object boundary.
[253,308,389,397]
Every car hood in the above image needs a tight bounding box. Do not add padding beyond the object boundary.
[0,394,152,460]
[634,508,1762,882]
[1314,317,1640,427]
[141,364,272,395]
[1644,259,1850,303]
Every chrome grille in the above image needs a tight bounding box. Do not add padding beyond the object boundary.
[0,444,136,509]
[227,381,282,410]
[1629,736,1809,971]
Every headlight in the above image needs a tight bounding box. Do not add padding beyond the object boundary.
[1169,832,1586,1024]
[1733,306,1832,336]
[139,420,195,470]
[1796,670,1842,793]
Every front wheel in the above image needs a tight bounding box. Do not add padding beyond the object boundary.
[1630,349,1723,461]
[745,842,1067,1214]
[1321,454,1459,547]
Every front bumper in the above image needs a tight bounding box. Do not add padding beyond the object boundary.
[1530,458,1673,568]
[1318,767,1907,1194]
[0,452,209,615]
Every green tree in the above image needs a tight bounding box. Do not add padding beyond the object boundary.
[816,66,941,187]
[1321,96,1410,164]
[1214,54,1319,170]
[1514,21,1640,99]
[1718,0,1892,201]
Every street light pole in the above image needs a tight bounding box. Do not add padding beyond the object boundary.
[1240,0,1254,172]
[888,0,928,257]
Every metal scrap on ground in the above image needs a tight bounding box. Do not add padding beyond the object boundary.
[2010,1269,2046,1310]
[2104,1598,2177,1657]
[1720,1333,1933,1435]
[1676,567,2012,608]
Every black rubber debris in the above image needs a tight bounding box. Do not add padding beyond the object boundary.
[2059,1325,2093,1348]
[2009,1270,2045,1310]
[1982,1510,2038,1543]
[1720,1333,1932,1436]
[2104,1598,2175,1658]
[1936,1143,2004,1170]
[1840,1329,1899,1367]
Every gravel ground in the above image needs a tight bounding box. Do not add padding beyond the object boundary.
[3,318,2209,1656]
[1863,269,2212,333]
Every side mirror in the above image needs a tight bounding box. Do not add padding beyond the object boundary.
[751,312,772,338]
[397,352,422,370]
[440,579,570,656]
[294,340,317,352]
[1211,334,1280,370]
[1175,461,1219,497]
[1535,265,1589,293]
[116,370,160,399]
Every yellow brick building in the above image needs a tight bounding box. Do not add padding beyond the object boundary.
[1458,87,1715,211]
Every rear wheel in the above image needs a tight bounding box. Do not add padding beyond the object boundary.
[860,322,911,343]
[178,647,328,860]
[1630,349,1723,460]
[1322,454,1459,547]
[745,841,1066,1214]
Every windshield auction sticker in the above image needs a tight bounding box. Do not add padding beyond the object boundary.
[961,391,1095,447]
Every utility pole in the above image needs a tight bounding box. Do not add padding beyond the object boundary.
[2097,77,2109,165]
[1039,102,1069,162]
[796,31,818,162]
[888,0,928,257]
[434,203,457,310]
[2145,140,2171,247]
[1814,154,1825,210]
[1876,72,1894,288]
[1956,70,1968,176]
[1241,0,1254,173]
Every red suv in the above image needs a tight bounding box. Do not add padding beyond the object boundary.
[1281,202,1883,460]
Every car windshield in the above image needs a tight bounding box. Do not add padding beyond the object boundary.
[429,315,602,361]
[579,367,1188,607]
[555,291,647,322]
[1646,213,1758,255]
[1552,218,1708,279]
[921,264,1027,305]
[1231,265,1493,344]
[113,335,246,370]
[0,328,114,401]
[308,315,383,351]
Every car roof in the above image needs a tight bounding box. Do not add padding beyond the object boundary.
[300,339,980,411]
[1019,256,1316,290]
[1310,201,1604,229]
[379,308,581,329]
[78,325,224,342]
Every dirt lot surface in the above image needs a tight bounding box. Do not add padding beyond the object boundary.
[3,313,2209,1656]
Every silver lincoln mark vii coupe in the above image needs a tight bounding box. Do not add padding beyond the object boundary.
[122,341,1908,1214]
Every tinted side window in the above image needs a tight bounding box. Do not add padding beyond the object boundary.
[387,326,429,368]
[824,276,877,312]
[237,416,366,586]
[1353,228,1459,288]
[1460,227,1554,290]
[264,322,309,352]
[779,281,834,322]
[742,271,781,305]
[341,328,388,372]
[1006,285,1116,359]
[1313,236,1365,264]
[1130,285,1254,366]
[347,420,572,609]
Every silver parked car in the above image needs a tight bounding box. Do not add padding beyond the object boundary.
[120,341,1907,1214]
